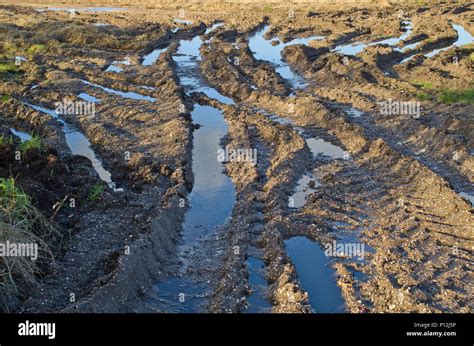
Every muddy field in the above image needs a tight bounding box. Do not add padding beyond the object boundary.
[0,2,472,314]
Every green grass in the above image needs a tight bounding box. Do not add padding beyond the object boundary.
[0,177,57,310]
[412,82,474,104]
[0,135,13,145]
[416,92,431,101]
[87,183,104,202]
[469,52,474,62]
[0,61,17,73]
[1,94,11,103]
[0,178,31,217]
[438,88,474,105]
[27,44,47,54]
[0,177,56,237]
[412,81,434,90]
[18,135,42,153]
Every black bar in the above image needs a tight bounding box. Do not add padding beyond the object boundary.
[0,313,472,345]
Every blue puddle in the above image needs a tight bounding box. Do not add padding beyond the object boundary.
[105,65,123,73]
[173,35,234,104]
[346,108,364,118]
[289,173,320,209]
[459,192,474,207]
[248,25,324,88]
[105,58,131,73]
[333,20,415,56]
[149,106,236,313]
[262,110,348,160]
[284,236,346,313]
[174,18,193,25]
[284,224,373,312]
[305,137,347,159]
[10,128,32,143]
[331,20,473,64]
[151,277,207,313]
[205,22,224,35]
[142,47,168,66]
[401,24,474,63]
[78,92,100,103]
[423,24,474,58]
[80,79,156,102]
[24,102,121,191]
[243,256,272,313]
[180,105,236,247]
[149,30,237,312]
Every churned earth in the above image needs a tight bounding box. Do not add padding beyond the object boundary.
[0,2,472,313]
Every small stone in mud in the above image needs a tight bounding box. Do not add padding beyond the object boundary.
[160,164,172,176]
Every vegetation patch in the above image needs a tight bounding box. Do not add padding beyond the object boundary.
[0,61,18,74]
[27,44,47,55]
[416,92,431,101]
[412,80,434,90]
[0,177,56,311]
[437,88,474,105]
[1,94,11,103]
[0,135,13,146]
[87,183,105,203]
[18,135,42,154]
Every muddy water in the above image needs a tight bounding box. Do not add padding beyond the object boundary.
[243,254,272,313]
[174,19,193,25]
[78,92,100,103]
[424,24,474,58]
[105,58,130,72]
[399,24,473,64]
[10,128,32,142]
[459,192,474,207]
[306,137,347,159]
[148,31,237,312]
[80,79,156,102]
[285,236,346,313]
[334,20,415,56]
[265,111,348,208]
[205,23,224,35]
[24,102,121,191]
[178,104,236,246]
[173,35,234,104]
[150,106,235,312]
[263,110,348,160]
[249,25,324,88]
[246,34,355,311]
[252,108,349,311]
[142,47,167,66]
[289,173,320,209]
[346,108,364,118]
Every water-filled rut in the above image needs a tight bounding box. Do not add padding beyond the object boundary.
[145,28,237,312]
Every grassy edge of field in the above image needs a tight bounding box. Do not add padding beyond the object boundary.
[0,176,57,312]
